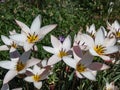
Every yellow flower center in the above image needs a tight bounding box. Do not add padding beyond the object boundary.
[76,63,86,72]
[57,49,68,58]
[27,32,39,43]
[16,61,25,72]
[11,41,17,48]
[32,74,40,82]
[116,31,120,38]
[94,45,106,55]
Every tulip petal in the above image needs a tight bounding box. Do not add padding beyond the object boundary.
[1,35,12,45]
[76,71,83,78]
[24,76,34,82]
[43,46,55,54]
[73,45,83,58]
[63,56,77,69]
[48,55,61,65]
[15,19,30,34]
[81,71,96,81]
[39,24,57,36]
[0,45,9,51]
[105,46,118,54]
[95,27,105,45]
[1,84,9,90]
[3,70,17,84]
[30,15,41,33]
[34,82,42,89]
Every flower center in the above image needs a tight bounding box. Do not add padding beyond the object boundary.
[11,41,17,48]
[27,32,39,43]
[16,61,25,72]
[76,63,86,72]
[116,30,120,38]
[32,74,40,82]
[58,49,68,58]
[94,45,106,55]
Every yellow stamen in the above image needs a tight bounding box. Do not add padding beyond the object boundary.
[32,74,40,82]
[27,32,39,43]
[116,31,120,38]
[16,61,25,72]
[57,49,68,58]
[76,63,86,72]
[94,45,106,55]
[11,41,17,48]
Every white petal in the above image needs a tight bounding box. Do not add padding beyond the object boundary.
[76,71,83,78]
[23,42,34,51]
[1,35,12,45]
[43,46,55,54]
[0,61,16,70]
[30,15,41,33]
[100,55,110,60]
[26,58,40,68]
[24,76,34,82]
[103,37,116,47]
[0,45,9,51]
[105,46,118,54]
[63,56,77,69]
[10,34,27,43]
[89,48,99,56]
[33,65,41,74]
[34,82,42,89]
[48,55,61,65]
[87,24,96,35]
[12,88,22,90]
[51,35,61,48]
[95,27,105,45]
[80,34,94,48]
[39,24,57,36]
[41,59,47,67]
[112,20,120,31]
[15,19,30,34]
[62,35,71,51]
[81,71,96,81]
[3,70,17,84]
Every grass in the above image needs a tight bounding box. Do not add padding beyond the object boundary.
[0,0,120,90]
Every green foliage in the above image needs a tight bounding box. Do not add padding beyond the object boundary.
[0,0,120,90]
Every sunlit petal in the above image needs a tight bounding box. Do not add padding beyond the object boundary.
[48,55,61,65]
[34,82,42,89]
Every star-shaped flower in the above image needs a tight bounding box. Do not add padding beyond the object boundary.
[10,15,57,51]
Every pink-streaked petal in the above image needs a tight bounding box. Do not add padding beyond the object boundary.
[105,46,118,54]
[0,45,9,51]
[23,42,34,51]
[34,82,42,89]
[76,71,83,78]
[50,35,61,48]
[63,56,77,69]
[86,24,96,35]
[112,20,120,31]
[103,37,116,47]
[24,76,34,82]
[1,35,12,45]
[0,61,16,70]
[3,70,17,84]
[30,15,41,33]
[73,45,83,58]
[81,71,96,81]
[62,35,71,51]
[39,24,57,36]
[1,84,9,90]
[47,55,61,65]
[15,19,30,34]
[26,58,40,68]
[80,34,94,48]
[88,62,110,70]
[95,27,105,45]
[80,51,93,66]
[43,46,55,54]
[10,34,27,43]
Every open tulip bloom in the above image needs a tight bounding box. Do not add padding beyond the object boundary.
[0,35,19,51]
[9,15,57,51]
[0,48,40,84]
[43,35,72,65]
[80,27,118,60]
[24,65,50,89]
[63,45,110,81]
